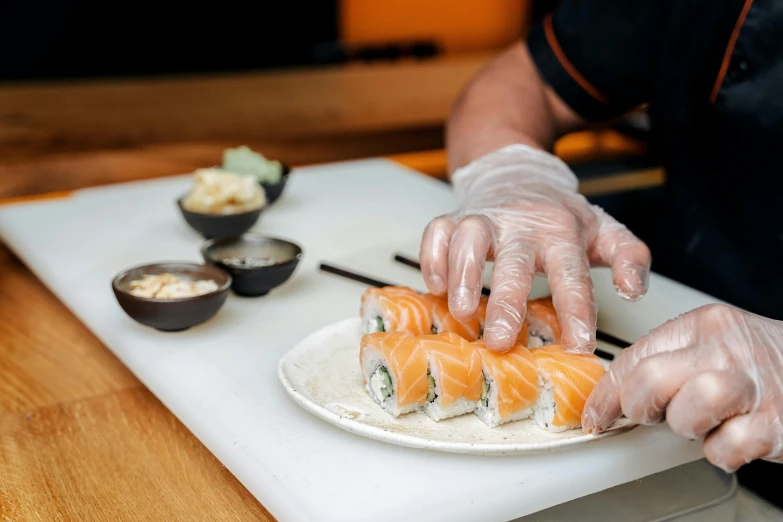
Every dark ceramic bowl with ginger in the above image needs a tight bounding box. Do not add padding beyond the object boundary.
[112,262,231,331]
[177,197,263,239]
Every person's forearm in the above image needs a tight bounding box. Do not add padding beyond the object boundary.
[447,42,583,174]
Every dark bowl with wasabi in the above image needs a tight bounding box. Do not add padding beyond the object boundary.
[201,234,303,297]
[261,164,291,204]
[222,146,290,205]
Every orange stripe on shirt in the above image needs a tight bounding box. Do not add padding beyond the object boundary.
[709,0,754,103]
[543,13,610,105]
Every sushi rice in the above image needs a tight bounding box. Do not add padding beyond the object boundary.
[530,344,607,432]
[475,371,534,428]
[533,371,567,432]
[360,344,421,417]
[361,293,391,333]
[422,361,477,422]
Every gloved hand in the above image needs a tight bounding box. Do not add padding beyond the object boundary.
[583,303,783,472]
[420,144,651,352]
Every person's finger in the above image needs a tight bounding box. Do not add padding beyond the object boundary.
[447,215,493,321]
[482,237,536,351]
[619,347,706,426]
[588,211,651,302]
[583,311,701,432]
[703,410,782,472]
[666,370,758,440]
[542,236,596,353]
[420,215,457,295]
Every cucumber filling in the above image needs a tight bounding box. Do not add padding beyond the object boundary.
[369,366,393,402]
[427,371,437,403]
[375,316,385,332]
[431,325,438,334]
[481,374,490,407]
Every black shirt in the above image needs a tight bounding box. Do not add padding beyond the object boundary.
[527,0,783,321]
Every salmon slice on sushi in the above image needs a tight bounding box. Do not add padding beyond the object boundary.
[472,323,539,428]
[420,331,483,421]
[360,286,432,335]
[360,332,429,417]
[531,344,606,432]
[526,296,562,347]
[423,294,481,341]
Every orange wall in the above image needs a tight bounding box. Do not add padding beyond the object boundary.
[340,0,531,54]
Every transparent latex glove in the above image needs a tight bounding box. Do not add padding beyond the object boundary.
[583,304,783,472]
[420,144,651,352]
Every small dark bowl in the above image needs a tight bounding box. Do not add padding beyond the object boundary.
[112,262,231,331]
[260,165,291,205]
[201,234,303,297]
[177,198,263,239]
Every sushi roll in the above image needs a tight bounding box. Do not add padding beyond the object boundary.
[531,344,606,432]
[472,323,539,428]
[420,331,483,421]
[526,296,562,347]
[361,286,433,335]
[360,332,429,417]
[423,294,481,341]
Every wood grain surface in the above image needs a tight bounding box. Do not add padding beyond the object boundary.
[0,243,274,521]
[0,387,273,522]
[0,246,136,414]
[0,54,489,161]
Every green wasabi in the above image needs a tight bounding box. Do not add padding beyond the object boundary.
[223,146,284,185]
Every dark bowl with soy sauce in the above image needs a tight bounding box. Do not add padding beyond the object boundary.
[201,234,303,297]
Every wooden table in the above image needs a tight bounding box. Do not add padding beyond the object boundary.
[0,54,665,521]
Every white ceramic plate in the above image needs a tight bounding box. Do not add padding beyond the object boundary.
[278,318,636,456]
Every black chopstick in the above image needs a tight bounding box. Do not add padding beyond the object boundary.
[593,348,615,360]
[318,263,395,289]
[393,252,632,350]
[393,255,491,296]
[393,254,421,270]
[595,331,630,349]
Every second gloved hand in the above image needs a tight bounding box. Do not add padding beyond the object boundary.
[583,304,783,473]
[420,144,651,352]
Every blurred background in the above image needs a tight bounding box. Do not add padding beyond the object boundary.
[4,1,547,80]
[1,0,658,234]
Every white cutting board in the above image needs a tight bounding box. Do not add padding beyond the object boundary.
[0,158,710,522]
